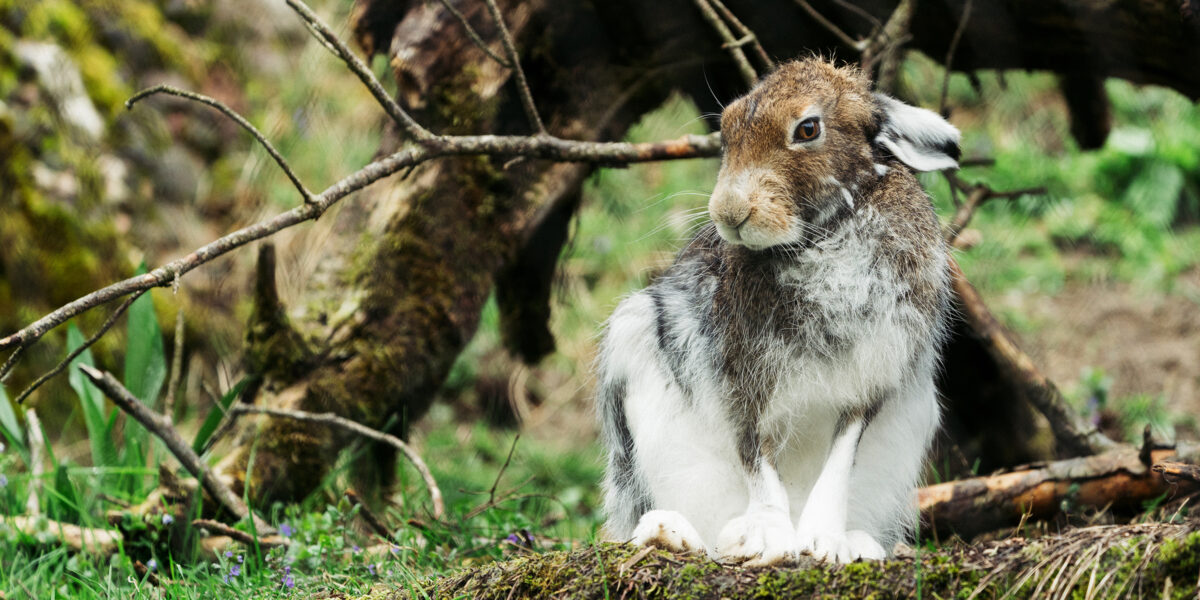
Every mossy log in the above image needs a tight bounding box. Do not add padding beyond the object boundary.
[365,523,1200,599]
[214,0,1200,504]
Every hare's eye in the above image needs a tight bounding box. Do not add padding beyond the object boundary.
[792,117,821,144]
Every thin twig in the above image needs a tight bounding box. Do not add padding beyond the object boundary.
[942,172,1045,243]
[793,0,865,51]
[861,0,915,92]
[482,0,547,135]
[228,404,446,519]
[128,86,314,204]
[345,489,399,545]
[0,345,22,383]
[0,130,719,358]
[489,433,521,504]
[706,0,773,71]
[192,518,287,548]
[14,290,145,405]
[694,0,759,87]
[435,0,511,67]
[939,0,973,115]
[77,364,274,533]
[282,0,433,140]
[164,278,184,422]
[133,561,163,587]
[831,0,883,31]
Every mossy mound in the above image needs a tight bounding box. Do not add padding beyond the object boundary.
[375,522,1200,599]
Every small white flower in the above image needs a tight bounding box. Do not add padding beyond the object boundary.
[161,514,175,525]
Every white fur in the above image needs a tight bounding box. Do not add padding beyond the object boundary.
[873,93,961,172]
[600,205,948,564]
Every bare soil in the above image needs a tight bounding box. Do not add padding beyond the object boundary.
[992,268,1200,431]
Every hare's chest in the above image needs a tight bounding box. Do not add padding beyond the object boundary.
[767,244,916,410]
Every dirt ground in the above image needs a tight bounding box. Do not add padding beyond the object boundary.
[993,268,1200,433]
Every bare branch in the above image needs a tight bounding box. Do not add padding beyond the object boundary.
[706,0,774,71]
[14,290,145,405]
[192,518,288,548]
[482,0,547,135]
[939,0,973,114]
[793,0,865,51]
[228,404,446,520]
[345,489,399,544]
[489,433,520,505]
[0,345,21,383]
[1154,461,1200,486]
[948,261,1119,457]
[0,132,719,359]
[695,0,760,87]
[435,0,511,67]
[830,0,883,31]
[942,172,1045,243]
[164,283,184,422]
[861,0,915,93]
[127,86,315,205]
[282,0,433,140]
[77,364,274,533]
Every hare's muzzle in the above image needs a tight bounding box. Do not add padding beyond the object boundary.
[709,168,796,249]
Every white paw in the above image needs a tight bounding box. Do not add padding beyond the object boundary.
[714,509,795,567]
[629,510,705,554]
[796,528,886,563]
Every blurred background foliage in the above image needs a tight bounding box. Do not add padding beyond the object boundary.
[0,0,1198,596]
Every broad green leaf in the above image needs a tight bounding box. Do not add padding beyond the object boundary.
[66,323,119,469]
[192,376,255,454]
[124,267,166,407]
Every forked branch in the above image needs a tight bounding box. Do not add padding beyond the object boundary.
[227,404,446,519]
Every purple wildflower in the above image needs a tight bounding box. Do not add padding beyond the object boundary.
[352,544,361,554]
[237,554,243,564]
[230,564,241,578]
[161,514,174,525]
[367,563,376,576]
[146,558,158,572]
[224,550,233,558]
[505,533,521,545]
[279,523,294,537]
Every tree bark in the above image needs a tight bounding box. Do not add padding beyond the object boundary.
[919,444,1200,541]
[216,0,1200,504]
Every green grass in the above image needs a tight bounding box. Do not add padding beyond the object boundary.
[3,25,1200,598]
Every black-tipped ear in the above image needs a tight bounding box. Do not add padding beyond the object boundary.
[872,93,961,172]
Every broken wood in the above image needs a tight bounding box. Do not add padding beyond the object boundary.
[918,443,1200,541]
[4,516,122,555]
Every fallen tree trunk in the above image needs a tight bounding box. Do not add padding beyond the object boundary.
[919,444,1200,541]
[377,522,1200,599]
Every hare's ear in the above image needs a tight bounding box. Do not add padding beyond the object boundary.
[872,93,961,172]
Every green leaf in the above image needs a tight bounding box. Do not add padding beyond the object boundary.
[67,323,119,469]
[124,267,166,407]
[192,376,254,454]
[0,383,26,454]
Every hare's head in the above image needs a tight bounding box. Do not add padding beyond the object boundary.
[709,58,960,250]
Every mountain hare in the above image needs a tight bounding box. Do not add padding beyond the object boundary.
[596,59,958,565]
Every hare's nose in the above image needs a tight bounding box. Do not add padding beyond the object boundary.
[711,199,752,231]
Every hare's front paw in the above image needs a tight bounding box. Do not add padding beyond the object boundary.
[630,510,705,554]
[715,509,795,567]
[796,528,885,563]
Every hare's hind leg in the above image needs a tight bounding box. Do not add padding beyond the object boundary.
[598,292,747,554]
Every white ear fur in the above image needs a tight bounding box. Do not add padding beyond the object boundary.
[873,93,961,172]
